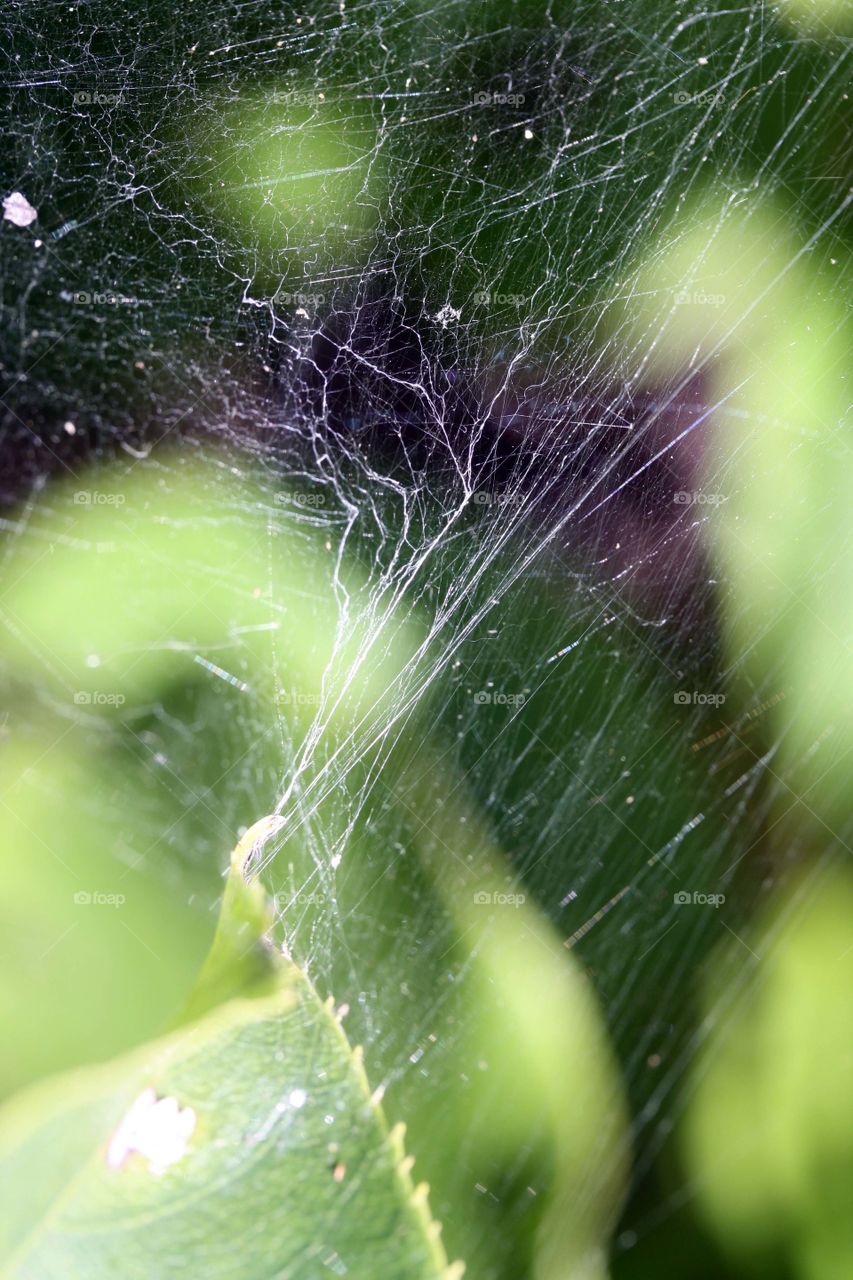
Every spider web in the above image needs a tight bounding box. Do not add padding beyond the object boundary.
[1,1,850,1276]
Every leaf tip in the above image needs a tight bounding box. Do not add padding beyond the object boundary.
[231,814,285,876]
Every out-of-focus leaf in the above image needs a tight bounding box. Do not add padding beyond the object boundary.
[778,0,852,32]
[610,195,852,825]
[0,735,213,1097]
[400,751,630,1280]
[183,90,382,290]
[680,865,853,1280]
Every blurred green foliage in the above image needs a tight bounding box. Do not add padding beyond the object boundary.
[613,195,852,826]
[684,865,853,1280]
[183,90,381,292]
[609,185,852,1280]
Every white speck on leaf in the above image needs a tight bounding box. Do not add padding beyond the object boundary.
[3,191,38,228]
[107,1088,196,1175]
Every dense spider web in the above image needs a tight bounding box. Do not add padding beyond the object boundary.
[1,1,850,1276]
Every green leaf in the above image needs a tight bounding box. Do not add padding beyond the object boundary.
[176,815,285,1026]
[0,851,455,1280]
[609,194,852,827]
[398,751,629,1280]
[0,734,215,1098]
[681,866,853,1280]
